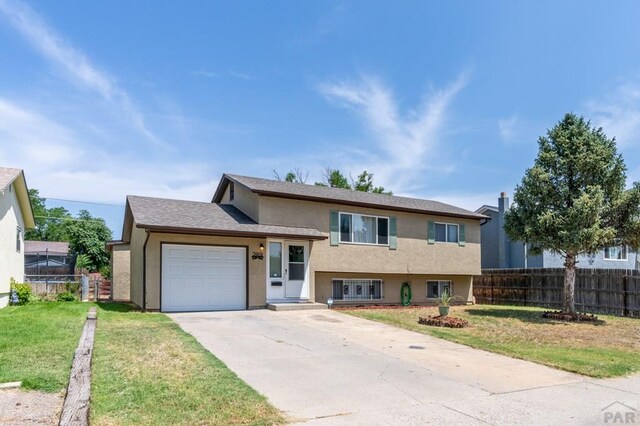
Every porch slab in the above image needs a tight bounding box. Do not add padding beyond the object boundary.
[267,302,328,311]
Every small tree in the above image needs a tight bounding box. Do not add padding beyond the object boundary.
[315,168,351,189]
[505,113,640,313]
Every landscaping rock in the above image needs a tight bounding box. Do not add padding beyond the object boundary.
[418,316,469,328]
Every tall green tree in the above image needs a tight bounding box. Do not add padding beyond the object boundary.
[63,210,113,272]
[24,189,72,241]
[315,168,351,189]
[504,113,640,313]
[352,171,391,194]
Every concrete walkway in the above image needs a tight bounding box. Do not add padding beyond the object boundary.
[170,310,640,425]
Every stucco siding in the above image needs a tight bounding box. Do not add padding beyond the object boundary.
[129,223,146,309]
[0,182,26,308]
[259,196,481,276]
[315,272,473,305]
[227,182,260,222]
[143,233,268,310]
[111,244,131,301]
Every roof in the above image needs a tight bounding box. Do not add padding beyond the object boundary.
[0,167,22,190]
[122,195,326,242]
[0,167,35,228]
[213,174,488,220]
[24,241,70,255]
[475,205,498,214]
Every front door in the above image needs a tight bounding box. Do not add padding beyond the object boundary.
[285,242,309,299]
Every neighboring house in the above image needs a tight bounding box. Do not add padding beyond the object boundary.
[477,193,639,270]
[0,168,35,308]
[110,173,487,312]
[24,241,73,275]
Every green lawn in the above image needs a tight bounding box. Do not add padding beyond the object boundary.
[0,302,90,392]
[343,305,640,378]
[91,304,284,426]
[1,302,284,425]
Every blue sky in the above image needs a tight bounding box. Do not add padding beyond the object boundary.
[2,1,640,238]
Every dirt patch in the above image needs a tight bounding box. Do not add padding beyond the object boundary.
[334,304,436,310]
[418,316,469,328]
[542,311,600,322]
[0,389,63,425]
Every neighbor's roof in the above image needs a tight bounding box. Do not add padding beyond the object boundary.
[475,205,498,214]
[0,167,35,228]
[0,167,22,190]
[213,174,488,220]
[122,195,326,242]
[24,241,70,255]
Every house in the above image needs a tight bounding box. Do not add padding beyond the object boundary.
[0,168,35,308]
[477,192,638,269]
[24,241,73,275]
[110,173,487,312]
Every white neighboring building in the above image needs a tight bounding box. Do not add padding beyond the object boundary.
[0,168,35,308]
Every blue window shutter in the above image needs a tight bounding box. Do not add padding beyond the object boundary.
[389,217,397,250]
[330,211,339,246]
[458,224,466,247]
[427,221,435,245]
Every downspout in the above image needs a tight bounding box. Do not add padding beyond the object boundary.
[142,229,150,312]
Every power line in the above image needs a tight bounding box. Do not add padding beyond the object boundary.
[33,215,112,224]
[43,197,124,208]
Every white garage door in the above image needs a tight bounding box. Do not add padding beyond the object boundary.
[161,244,246,312]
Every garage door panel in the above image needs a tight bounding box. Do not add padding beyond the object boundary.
[161,244,246,312]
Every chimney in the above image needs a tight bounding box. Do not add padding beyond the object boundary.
[498,192,510,268]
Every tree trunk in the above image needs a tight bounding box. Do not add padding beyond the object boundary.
[563,254,577,313]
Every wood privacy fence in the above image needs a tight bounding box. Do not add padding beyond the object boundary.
[473,268,640,317]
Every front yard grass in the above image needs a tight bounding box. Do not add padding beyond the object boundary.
[343,305,640,378]
[91,304,285,426]
[0,302,90,392]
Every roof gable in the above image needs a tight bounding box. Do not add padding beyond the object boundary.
[213,173,488,220]
[0,167,35,228]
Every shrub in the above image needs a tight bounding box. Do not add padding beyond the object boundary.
[10,279,31,305]
[56,292,77,302]
[64,281,81,294]
[99,265,111,279]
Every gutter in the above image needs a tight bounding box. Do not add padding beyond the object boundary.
[142,229,150,311]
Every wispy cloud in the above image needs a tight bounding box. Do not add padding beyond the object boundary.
[0,98,214,205]
[191,69,253,80]
[0,0,159,144]
[585,80,640,147]
[191,70,218,78]
[498,114,520,144]
[318,72,469,194]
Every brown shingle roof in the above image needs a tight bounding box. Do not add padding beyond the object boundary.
[0,167,22,191]
[126,195,326,240]
[24,241,70,255]
[214,174,487,220]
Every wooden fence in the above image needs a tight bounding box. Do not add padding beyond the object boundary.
[473,268,640,317]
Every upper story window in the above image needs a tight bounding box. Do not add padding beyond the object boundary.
[229,182,235,201]
[339,212,389,245]
[604,245,627,260]
[435,222,459,243]
[16,226,21,252]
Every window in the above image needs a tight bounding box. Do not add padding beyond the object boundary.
[426,280,452,298]
[339,213,389,245]
[269,242,282,278]
[16,226,21,252]
[229,182,235,201]
[332,279,383,300]
[604,245,627,260]
[434,223,459,243]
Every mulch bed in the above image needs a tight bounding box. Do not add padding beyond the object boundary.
[541,311,599,322]
[418,316,469,328]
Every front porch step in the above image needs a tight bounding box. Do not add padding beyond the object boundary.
[267,302,328,311]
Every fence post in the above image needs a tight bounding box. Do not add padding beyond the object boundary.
[623,274,629,317]
[81,275,89,302]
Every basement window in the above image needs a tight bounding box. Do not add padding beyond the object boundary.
[426,280,452,299]
[332,279,383,300]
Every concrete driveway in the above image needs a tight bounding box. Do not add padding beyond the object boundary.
[170,310,640,425]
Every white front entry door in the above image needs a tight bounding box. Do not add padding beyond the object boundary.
[267,241,309,301]
[285,242,308,298]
